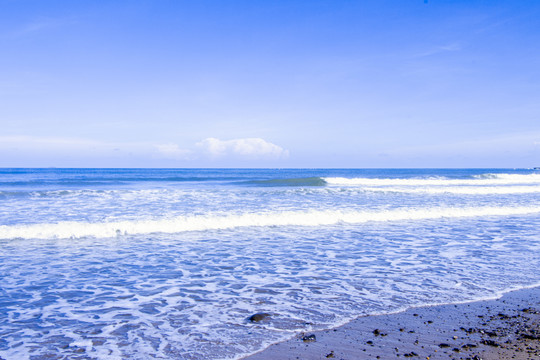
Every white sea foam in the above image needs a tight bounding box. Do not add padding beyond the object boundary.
[324,173,540,186]
[363,185,540,195]
[2,205,540,240]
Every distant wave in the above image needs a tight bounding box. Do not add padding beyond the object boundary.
[324,173,540,186]
[2,206,539,240]
[240,177,327,187]
[0,176,243,187]
[363,186,540,195]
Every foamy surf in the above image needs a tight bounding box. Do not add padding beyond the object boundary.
[2,168,540,360]
[324,173,540,186]
[2,205,540,240]
[362,185,540,195]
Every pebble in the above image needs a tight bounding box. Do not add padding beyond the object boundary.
[248,313,270,322]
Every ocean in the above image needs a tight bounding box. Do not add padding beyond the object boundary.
[1,168,540,359]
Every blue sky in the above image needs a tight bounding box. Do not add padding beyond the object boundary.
[1,0,539,167]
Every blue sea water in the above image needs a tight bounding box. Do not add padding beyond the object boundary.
[1,168,540,359]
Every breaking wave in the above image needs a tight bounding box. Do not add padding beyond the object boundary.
[362,186,540,195]
[2,206,540,240]
[324,173,540,186]
[240,177,327,187]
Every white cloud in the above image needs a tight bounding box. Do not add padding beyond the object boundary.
[196,137,289,159]
[155,143,191,159]
[0,135,290,166]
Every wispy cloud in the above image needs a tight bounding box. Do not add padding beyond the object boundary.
[412,43,461,58]
[5,17,78,38]
[0,135,290,164]
[196,137,290,159]
[155,143,192,160]
[391,131,540,156]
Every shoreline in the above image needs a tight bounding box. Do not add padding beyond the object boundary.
[243,286,540,359]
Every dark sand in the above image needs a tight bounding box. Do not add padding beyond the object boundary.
[244,287,540,359]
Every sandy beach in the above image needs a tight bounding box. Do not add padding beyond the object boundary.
[245,286,540,360]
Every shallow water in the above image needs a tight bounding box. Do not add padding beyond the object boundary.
[1,168,540,359]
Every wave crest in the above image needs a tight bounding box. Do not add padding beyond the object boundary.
[2,206,540,240]
[324,173,540,186]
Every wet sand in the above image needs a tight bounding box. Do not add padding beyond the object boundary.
[244,286,540,359]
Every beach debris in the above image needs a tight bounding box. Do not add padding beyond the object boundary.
[373,329,380,336]
[302,334,316,342]
[520,332,540,340]
[247,313,270,322]
[325,350,335,358]
[438,343,450,348]
[403,351,418,357]
[480,339,500,347]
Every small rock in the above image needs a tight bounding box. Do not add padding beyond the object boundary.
[480,339,500,347]
[302,334,316,342]
[373,329,380,336]
[439,343,450,348]
[248,313,270,322]
[520,333,540,340]
[325,350,335,358]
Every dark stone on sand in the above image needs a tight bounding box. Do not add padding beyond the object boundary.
[438,343,450,348]
[248,313,270,322]
[461,327,476,334]
[325,350,335,358]
[480,339,500,347]
[373,329,380,336]
[403,351,418,357]
[520,333,540,340]
[302,334,316,342]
